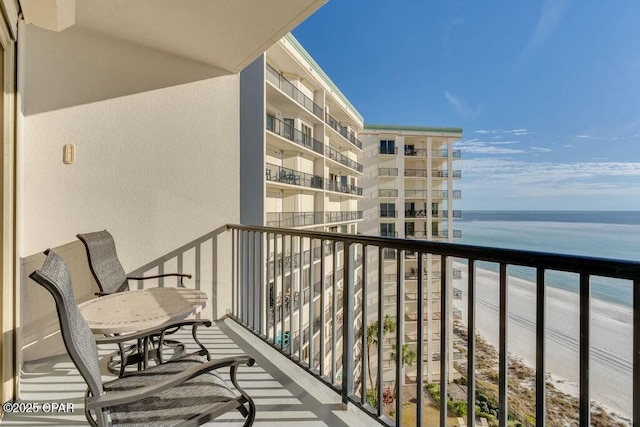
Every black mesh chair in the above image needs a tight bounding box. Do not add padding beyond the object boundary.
[77,230,211,376]
[30,250,256,427]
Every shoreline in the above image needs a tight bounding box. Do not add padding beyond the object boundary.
[452,261,632,421]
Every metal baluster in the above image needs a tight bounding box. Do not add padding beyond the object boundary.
[259,232,264,336]
[579,273,590,426]
[299,237,305,361]
[417,252,424,424]
[467,259,477,427]
[232,229,236,317]
[289,234,294,356]
[377,247,384,417]
[342,241,355,404]
[309,240,315,370]
[320,239,326,378]
[440,255,448,427]
[248,231,254,329]
[332,241,338,385]
[361,245,368,405]
[396,248,404,423]
[499,263,508,427]
[279,235,285,350]
[536,267,546,427]
[634,278,640,427]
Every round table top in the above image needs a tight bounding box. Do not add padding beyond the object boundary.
[78,287,208,334]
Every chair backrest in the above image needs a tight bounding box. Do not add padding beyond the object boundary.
[29,251,104,397]
[77,230,129,294]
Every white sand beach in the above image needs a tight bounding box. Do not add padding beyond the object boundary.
[453,261,633,420]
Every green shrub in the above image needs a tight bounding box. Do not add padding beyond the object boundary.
[365,388,378,408]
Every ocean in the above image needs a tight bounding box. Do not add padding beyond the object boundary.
[457,211,640,307]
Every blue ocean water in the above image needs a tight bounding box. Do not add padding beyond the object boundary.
[457,211,640,306]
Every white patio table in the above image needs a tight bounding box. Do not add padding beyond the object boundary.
[78,287,208,373]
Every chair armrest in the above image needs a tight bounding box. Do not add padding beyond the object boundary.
[94,291,111,297]
[127,273,192,288]
[94,319,212,344]
[86,355,255,410]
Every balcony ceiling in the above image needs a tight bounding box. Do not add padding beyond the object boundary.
[23,0,327,74]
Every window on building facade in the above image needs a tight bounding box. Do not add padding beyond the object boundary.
[379,139,395,154]
[380,203,396,218]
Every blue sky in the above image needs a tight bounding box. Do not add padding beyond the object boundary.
[292,1,640,210]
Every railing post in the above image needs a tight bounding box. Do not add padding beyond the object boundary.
[634,278,640,427]
[396,248,405,424]
[342,241,355,404]
[377,247,385,416]
[332,241,338,385]
[579,273,590,426]
[499,263,508,427]
[232,229,236,317]
[536,268,546,427]
[309,240,315,371]
[417,252,425,425]
[439,254,448,427]
[467,259,477,427]
[361,245,368,406]
[320,239,326,378]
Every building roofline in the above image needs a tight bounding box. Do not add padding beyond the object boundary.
[363,123,463,134]
[284,33,364,124]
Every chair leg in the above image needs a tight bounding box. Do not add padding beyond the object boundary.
[192,323,211,361]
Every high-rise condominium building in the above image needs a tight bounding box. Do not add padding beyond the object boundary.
[360,125,463,385]
[239,34,365,377]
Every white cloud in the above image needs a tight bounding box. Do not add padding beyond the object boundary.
[445,91,480,119]
[530,0,570,47]
[531,146,552,152]
[563,144,573,148]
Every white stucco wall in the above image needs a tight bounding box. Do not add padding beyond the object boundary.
[19,24,239,262]
[18,23,240,360]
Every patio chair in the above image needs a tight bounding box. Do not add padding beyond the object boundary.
[30,250,256,427]
[77,230,211,376]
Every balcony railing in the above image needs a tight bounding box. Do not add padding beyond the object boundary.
[378,168,398,177]
[432,170,462,178]
[325,112,363,150]
[266,114,324,155]
[404,189,428,198]
[228,223,640,426]
[266,163,324,190]
[379,147,398,155]
[404,169,429,178]
[404,148,429,157]
[378,189,398,197]
[432,229,462,238]
[431,149,462,158]
[266,64,324,119]
[434,190,462,199]
[325,211,363,223]
[325,180,363,196]
[380,231,398,238]
[324,145,364,173]
[266,211,323,227]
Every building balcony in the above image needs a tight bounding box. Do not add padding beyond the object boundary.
[325,180,363,196]
[266,114,325,155]
[266,163,324,190]
[325,111,363,150]
[431,149,462,158]
[432,229,462,238]
[404,168,429,178]
[378,189,398,197]
[404,189,428,198]
[432,170,462,178]
[266,211,323,227]
[380,231,398,238]
[265,63,324,119]
[378,167,399,177]
[325,210,363,223]
[20,224,640,427]
[433,190,462,199]
[324,145,364,173]
[404,148,429,157]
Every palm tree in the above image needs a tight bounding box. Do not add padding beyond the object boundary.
[390,343,417,398]
[366,315,396,394]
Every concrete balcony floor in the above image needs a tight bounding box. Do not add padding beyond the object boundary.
[3,318,372,427]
